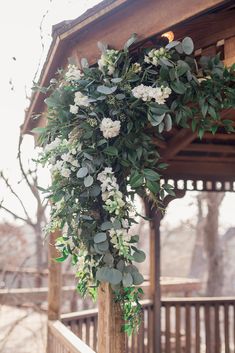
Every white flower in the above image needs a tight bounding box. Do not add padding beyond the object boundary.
[100,118,121,139]
[61,153,71,162]
[98,49,119,76]
[60,167,71,178]
[50,160,63,173]
[121,219,129,229]
[74,91,90,107]
[132,84,171,104]
[70,104,78,114]
[44,137,61,153]
[70,159,79,167]
[144,47,170,67]
[132,63,142,73]
[65,64,83,81]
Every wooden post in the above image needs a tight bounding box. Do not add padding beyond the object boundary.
[97,282,126,353]
[148,205,162,353]
[47,230,62,353]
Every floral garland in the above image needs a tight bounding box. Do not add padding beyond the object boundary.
[35,35,235,334]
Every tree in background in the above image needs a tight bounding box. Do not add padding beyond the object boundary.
[189,191,225,295]
[204,192,225,296]
[0,134,48,287]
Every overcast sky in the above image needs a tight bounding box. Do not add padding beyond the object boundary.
[0,0,234,232]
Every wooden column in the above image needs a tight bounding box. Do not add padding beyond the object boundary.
[47,230,62,320]
[97,282,126,353]
[148,206,162,353]
[47,230,62,353]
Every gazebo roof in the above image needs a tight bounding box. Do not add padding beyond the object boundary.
[22,0,235,188]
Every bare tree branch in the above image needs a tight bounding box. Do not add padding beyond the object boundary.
[17,134,42,206]
[0,171,32,223]
[0,204,33,226]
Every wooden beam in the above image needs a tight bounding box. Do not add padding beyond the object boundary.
[47,230,62,321]
[97,283,126,353]
[22,0,231,134]
[173,6,235,50]
[183,143,235,153]
[48,320,95,353]
[203,132,235,140]
[0,286,77,306]
[224,36,235,66]
[161,129,197,160]
[174,155,235,162]
[163,160,235,180]
[145,202,162,353]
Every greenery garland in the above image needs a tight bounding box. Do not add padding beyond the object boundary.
[35,35,235,334]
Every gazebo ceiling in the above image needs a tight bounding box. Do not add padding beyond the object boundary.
[22,0,235,187]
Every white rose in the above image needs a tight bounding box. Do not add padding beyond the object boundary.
[70,104,78,114]
[100,118,121,139]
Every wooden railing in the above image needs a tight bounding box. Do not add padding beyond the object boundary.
[61,297,235,353]
[161,297,235,353]
[48,320,96,353]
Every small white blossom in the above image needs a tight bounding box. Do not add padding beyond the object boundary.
[100,118,121,139]
[65,64,83,81]
[144,47,170,67]
[98,49,119,76]
[132,84,171,104]
[74,91,90,107]
[70,104,78,114]
[44,137,61,153]
[60,167,71,178]
[132,62,142,73]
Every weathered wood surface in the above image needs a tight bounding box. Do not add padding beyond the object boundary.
[97,282,126,353]
[62,297,235,353]
[48,320,95,353]
[0,286,76,306]
[0,277,201,305]
[47,230,62,320]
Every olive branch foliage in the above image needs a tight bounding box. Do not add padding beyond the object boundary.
[34,34,235,335]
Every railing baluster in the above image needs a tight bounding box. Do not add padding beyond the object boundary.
[205,304,211,353]
[86,317,90,346]
[214,303,220,353]
[147,305,153,353]
[93,316,98,351]
[175,304,181,353]
[165,304,171,353]
[195,303,200,353]
[186,304,191,353]
[224,303,230,353]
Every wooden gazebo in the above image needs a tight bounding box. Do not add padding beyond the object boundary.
[22,1,235,352]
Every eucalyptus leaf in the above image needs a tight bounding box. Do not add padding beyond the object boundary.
[124,33,138,50]
[101,221,113,231]
[182,37,194,55]
[122,273,133,287]
[103,253,114,265]
[84,175,94,187]
[97,85,117,95]
[77,167,88,178]
[133,250,146,263]
[132,271,144,285]
[97,240,109,252]
[94,232,107,243]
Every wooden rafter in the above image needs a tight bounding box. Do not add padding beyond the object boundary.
[183,143,235,154]
[161,129,197,160]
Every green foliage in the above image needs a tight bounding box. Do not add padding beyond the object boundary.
[35,35,235,335]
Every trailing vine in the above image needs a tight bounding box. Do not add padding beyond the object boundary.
[35,35,235,334]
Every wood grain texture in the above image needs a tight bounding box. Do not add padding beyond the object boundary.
[97,282,126,353]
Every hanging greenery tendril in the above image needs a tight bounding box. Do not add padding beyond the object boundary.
[35,35,235,334]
